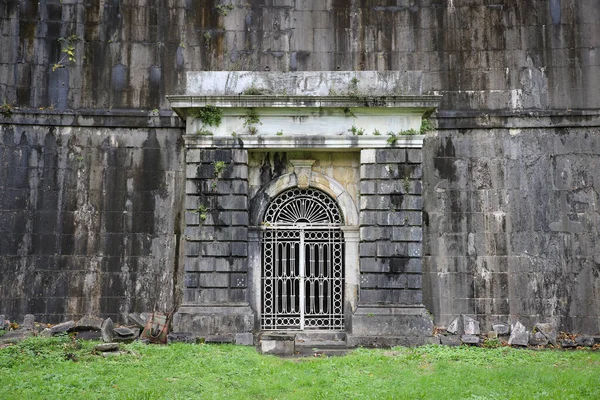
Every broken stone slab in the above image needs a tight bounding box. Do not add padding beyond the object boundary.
[462,315,480,335]
[529,331,549,346]
[114,327,136,336]
[72,316,103,332]
[39,328,53,338]
[0,330,34,344]
[461,335,481,345]
[168,332,198,344]
[112,327,138,343]
[95,343,120,352]
[0,315,8,330]
[487,331,498,340]
[50,320,76,335]
[508,321,529,346]
[575,336,595,347]
[128,313,147,329]
[440,335,461,347]
[447,316,462,335]
[560,338,577,348]
[492,323,510,335]
[21,314,35,331]
[534,323,557,346]
[101,318,115,343]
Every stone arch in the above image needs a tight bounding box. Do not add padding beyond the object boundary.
[249,172,359,227]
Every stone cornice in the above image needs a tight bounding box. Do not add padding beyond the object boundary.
[183,134,424,149]
[167,95,442,119]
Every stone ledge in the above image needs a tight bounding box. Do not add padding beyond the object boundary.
[183,135,424,149]
[173,304,255,337]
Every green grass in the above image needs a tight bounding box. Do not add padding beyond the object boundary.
[1,337,599,399]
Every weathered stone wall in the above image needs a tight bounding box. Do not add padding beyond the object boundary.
[423,122,600,334]
[0,113,185,323]
[1,0,599,335]
[1,1,598,112]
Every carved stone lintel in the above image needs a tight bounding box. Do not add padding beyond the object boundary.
[290,159,315,189]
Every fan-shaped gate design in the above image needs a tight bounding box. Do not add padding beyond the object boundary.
[261,188,345,330]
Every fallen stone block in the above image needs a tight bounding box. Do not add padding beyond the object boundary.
[101,318,115,343]
[492,323,510,335]
[534,323,557,346]
[462,315,480,335]
[508,321,528,346]
[21,314,35,331]
[95,343,120,352]
[113,327,137,343]
[50,320,76,335]
[575,336,595,347]
[72,316,103,332]
[446,316,462,335]
[487,331,498,339]
[0,330,34,344]
[461,335,481,345]
[529,331,549,346]
[440,335,461,347]
[560,338,577,348]
[39,328,53,338]
[128,313,147,329]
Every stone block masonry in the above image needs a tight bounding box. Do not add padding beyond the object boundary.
[183,147,249,306]
[359,148,424,306]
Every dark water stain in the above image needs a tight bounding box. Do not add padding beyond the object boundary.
[433,137,457,181]
[549,0,561,25]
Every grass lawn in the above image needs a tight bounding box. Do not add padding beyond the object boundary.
[1,337,599,399]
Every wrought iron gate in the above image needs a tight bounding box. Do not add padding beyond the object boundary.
[261,188,344,330]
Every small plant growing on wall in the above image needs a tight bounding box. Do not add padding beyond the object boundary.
[0,100,13,118]
[348,125,364,136]
[242,107,262,134]
[194,105,223,127]
[213,161,227,177]
[193,105,222,135]
[216,3,235,16]
[420,118,434,133]
[387,131,398,145]
[192,204,209,222]
[52,34,82,71]
[402,176,410,193]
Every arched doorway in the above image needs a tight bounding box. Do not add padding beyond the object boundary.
[261,187,345,330]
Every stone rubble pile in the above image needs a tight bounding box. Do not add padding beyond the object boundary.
[436,314,599,349]
[0,313,152,350]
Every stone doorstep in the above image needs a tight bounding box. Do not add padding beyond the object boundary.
[259,331,350,357]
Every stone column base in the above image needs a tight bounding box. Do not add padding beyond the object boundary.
[173,304,255,343]
[348,305,434,347]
